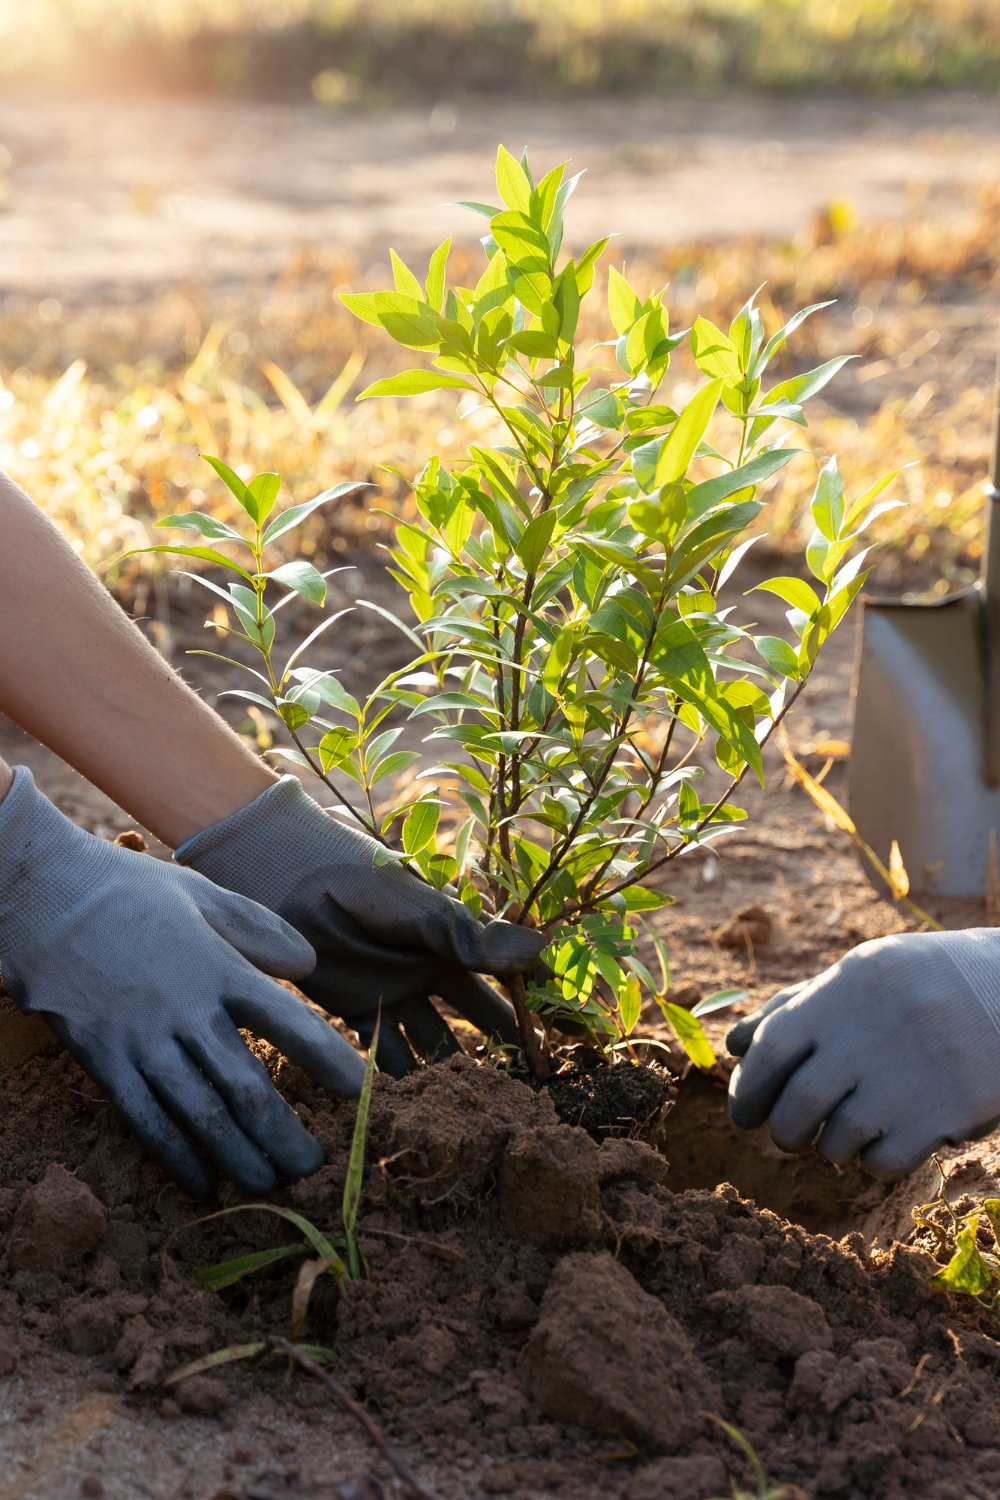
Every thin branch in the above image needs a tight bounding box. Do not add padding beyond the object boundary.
[555,675,810,922]
[288,728,383,840]
[264,1339,435,1500]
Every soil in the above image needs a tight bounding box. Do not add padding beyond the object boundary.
[2,92,1000,1496]
[0,1042,998,1500]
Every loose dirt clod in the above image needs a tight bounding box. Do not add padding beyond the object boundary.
[705,1282,834,1360]
[8,1162,107,1273]
[523,1250,719,1449]
[714,902,774,948]
[497,1124,601,1248]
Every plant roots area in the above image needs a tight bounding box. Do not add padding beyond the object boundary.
[1,1034,998,1500]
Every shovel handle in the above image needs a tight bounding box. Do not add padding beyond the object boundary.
[983,356,1000,783]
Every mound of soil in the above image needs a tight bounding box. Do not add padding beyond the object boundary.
[1,1041,998,1499]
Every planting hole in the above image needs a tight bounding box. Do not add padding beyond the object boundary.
[659,1070,889,1238]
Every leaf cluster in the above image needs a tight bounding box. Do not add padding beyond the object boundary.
[913,1184,1000,1327]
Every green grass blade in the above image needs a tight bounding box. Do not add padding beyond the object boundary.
[174,1203,348,1285]
[195,1241,307,1292]
[343,1015,380,1280]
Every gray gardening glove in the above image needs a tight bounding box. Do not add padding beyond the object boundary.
[0,767,366,1198]
[176,775,546,1076]
[726,930,1000,1179]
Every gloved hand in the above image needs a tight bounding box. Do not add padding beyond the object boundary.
[726,929,1000,1179]
[0,767,366,1197]
[176,776,547,1076]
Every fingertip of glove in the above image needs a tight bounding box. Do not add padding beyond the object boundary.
[286,1132,326,1180]
[175,1162,218,1201]
[267,926,318,981]
[478,919,548,976]
[725,1019,755,1057]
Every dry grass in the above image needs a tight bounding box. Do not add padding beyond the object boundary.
[1,189,998,594]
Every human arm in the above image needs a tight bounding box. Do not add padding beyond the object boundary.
[726,929,1000,1178]
[0,470,542,1073]
[0,469,277,846]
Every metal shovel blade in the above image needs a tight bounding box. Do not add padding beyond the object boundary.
[848,587,999,897]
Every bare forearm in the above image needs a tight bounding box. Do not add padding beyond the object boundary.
[0,473,276,845]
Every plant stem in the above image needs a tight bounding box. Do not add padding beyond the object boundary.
[516,567,672,919]
[507,972,550,1079]
[287,727,383,839]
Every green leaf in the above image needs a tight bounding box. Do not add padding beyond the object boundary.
[489,211,553,307]
[759,299,835,367]
[625,309,667,378]
[607,265,643,336]
[124,543,253,579]
[368,750,421,787]
[390,248,424,300]
[319,726,358,773]
[178,1203,344,1277]
[195,1242,306,1293]
[620,886,670,911]
[655,379,725,486]
[245,472,282,527]
[619,975,642,1036]
[932,1219,998,1296]
[261,483,367,546]
[751,576,822,615]
[684,448,801,514]
[515,510,558,572]
[532,160,566,231]
[339,292,440,350]
[845,468,905,530]
[691,987,748,1018]
[496,144,532,213]
[343,1014,378,1280]
[155,511,247,544]
[202,454,251,508]
[767,355,854,412]
[690,317,741,381]
[267,560,327,604]
[453,200,502,219]
[277,699,311,733]
[755,634,801,679]
[359,370,473,399]
[424,239,452,313]
[295,669,360,717]
[658,1000,716,1069]
[811,457,846,541]
[574,235,609,295]
[402,800,440,855]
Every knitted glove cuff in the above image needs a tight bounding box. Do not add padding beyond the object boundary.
[175,774,371,917]
[0,767,95,930]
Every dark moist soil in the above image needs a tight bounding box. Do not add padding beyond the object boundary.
[1,1034,998,1500]
[513,1052,677,1144]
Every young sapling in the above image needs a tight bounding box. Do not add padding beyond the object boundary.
[135,146,898,1077]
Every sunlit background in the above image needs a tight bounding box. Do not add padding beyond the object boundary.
[0,0,998,589]
[1,1,998,96]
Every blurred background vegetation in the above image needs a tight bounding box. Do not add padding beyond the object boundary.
[0,0,998,599]
[0,0,997,99]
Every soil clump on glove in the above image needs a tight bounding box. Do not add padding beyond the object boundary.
[0,1045,998,1499]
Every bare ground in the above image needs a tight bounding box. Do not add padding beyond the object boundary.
[3,93,1000,290]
